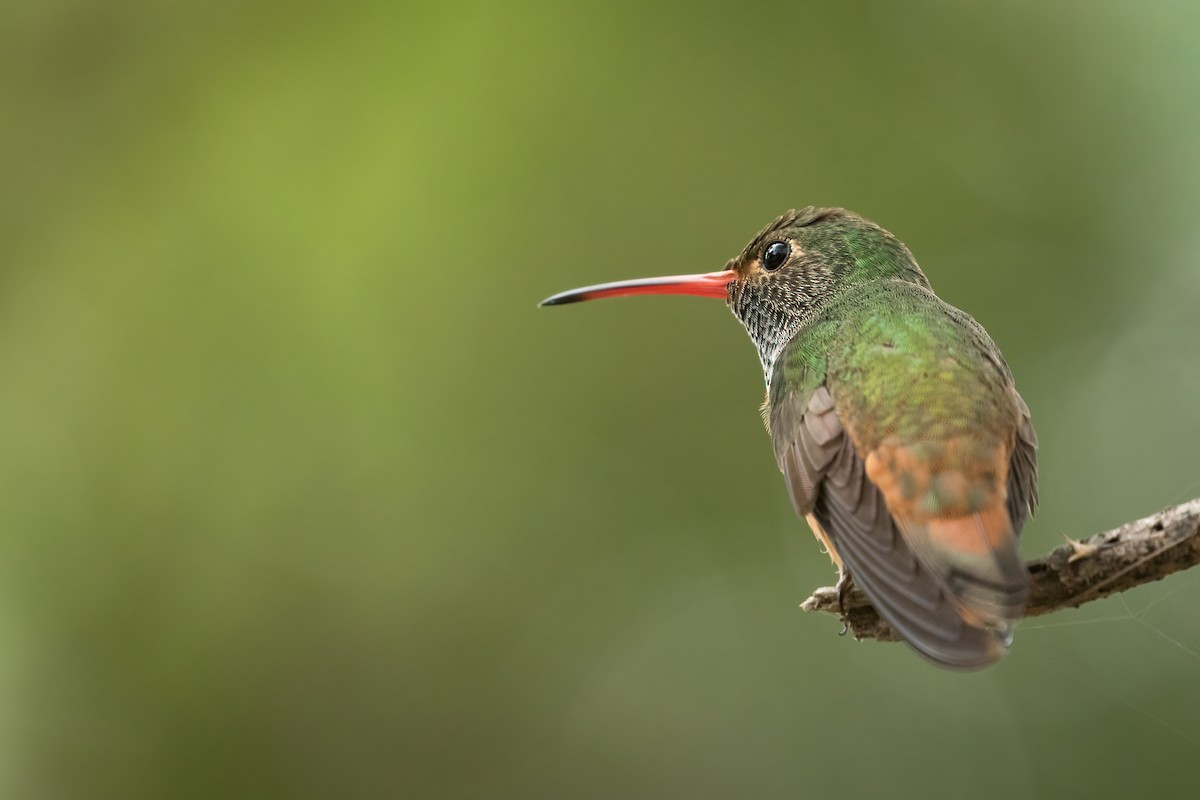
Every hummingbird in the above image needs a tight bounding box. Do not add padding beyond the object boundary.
[540,208,1038,669]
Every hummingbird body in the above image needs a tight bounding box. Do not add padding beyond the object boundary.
[542,208,1037,669]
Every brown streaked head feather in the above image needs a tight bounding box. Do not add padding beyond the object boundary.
[730,207,855,273]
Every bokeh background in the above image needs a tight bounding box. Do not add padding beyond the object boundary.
[3,1,1200,797]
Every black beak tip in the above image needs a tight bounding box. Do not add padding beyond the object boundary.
[538,292,580,307]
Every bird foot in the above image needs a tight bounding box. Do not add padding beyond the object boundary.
[835,571,855,635]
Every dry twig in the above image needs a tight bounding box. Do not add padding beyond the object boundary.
[800,498,1200,642]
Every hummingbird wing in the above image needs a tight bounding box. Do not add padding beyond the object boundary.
[1007,390,1039,533]
[772,384,1013,668]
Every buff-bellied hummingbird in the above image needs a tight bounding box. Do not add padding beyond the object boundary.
[540,208,1038,669]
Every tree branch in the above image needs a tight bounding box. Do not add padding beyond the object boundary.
[799,498,1200,642]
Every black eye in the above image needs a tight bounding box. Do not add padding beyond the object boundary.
[761,241,790,271]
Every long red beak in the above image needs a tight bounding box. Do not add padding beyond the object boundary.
[539,269,737,307]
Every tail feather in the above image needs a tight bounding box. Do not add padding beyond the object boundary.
[865,439,1029,634]
[905,506,1028,627]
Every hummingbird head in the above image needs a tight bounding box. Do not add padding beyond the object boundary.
[723,208,930,382]
[540,207,929,385]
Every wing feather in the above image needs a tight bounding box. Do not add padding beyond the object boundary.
[1007,390,1039,534]
[773,386,1012,668]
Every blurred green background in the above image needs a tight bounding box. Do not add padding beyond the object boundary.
[3,1,1200,797]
